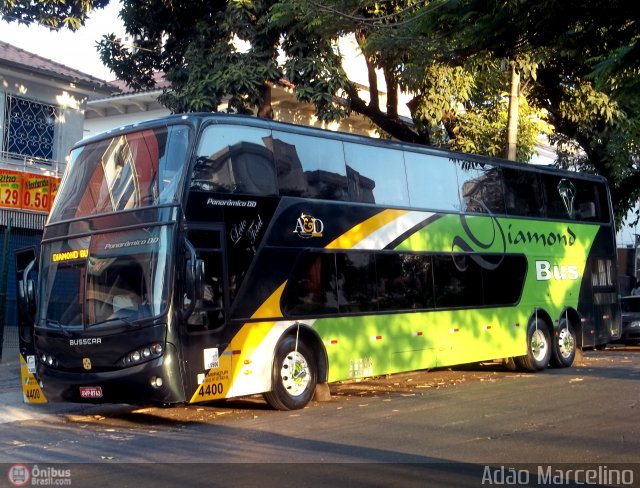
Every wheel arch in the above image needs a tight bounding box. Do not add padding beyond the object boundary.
[528,308,553,332]
[558,307,582,349]
[277,322,329,384]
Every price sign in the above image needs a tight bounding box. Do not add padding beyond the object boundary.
[22,174,51,212]
[0,170,22,209]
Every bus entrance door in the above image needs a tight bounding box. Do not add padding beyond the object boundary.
[181,227,233,403]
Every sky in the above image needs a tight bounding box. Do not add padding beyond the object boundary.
[0,2,125,81]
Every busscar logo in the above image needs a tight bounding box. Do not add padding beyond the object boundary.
[70,338,102,346]
[294,213,324,238]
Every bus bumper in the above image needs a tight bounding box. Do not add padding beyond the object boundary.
[37,343,185,405]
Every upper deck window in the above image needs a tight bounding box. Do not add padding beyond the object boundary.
[193,125,277,196]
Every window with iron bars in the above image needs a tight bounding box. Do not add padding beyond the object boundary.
[2,93,58,164]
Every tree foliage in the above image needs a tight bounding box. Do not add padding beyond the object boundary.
[2,0,639,222]
[1,0,108,30]
[403,0,639,223]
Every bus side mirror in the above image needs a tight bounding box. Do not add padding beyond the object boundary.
[25,273,36,314]
[15,249,38,348]
[195,259,205,300]
[18,258,37,318]
[182,239,204,320]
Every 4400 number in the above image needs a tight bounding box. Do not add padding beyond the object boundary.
[25,388,41,400]
[198,382,224,397]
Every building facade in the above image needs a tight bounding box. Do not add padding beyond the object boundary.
[0,40,118,331]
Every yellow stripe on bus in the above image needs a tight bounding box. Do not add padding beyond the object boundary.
[325,209,409,249]
[250,281,287,319]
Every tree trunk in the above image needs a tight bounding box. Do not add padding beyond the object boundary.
[504,64,520,160]
[257,83,274,119]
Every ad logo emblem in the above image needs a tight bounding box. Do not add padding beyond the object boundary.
[294,213,324,238]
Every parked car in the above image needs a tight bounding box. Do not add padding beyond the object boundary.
[617,295,640,345]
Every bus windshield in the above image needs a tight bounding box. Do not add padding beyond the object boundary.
[48,124,190,223]
[37,225,173,330]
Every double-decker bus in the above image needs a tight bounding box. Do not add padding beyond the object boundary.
[16,113,620,410]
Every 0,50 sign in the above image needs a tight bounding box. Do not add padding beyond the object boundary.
[22,175,50,211]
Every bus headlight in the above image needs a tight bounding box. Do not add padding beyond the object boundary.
[39,352,58,368]
[120,342,164,367]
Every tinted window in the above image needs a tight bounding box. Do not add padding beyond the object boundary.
[283,253,338,316]
[336,253,377,312]
[622,296,640,313]
[456,161,505,214]
[344,143,410,206]
[591,258,615,288]
[376,253,434,311]
[502,168,543,217]
[542,175,608,222]
[481,255,526,305]
[405,152,460,211]
[433,255,484,308]
[270,131,348,200]
[194,125,277,195]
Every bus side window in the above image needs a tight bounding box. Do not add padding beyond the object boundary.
[271,131,348,200]
[344,143,409,206]
[269,138,309,196]
[502,168,543,217]
[192,142,277,196]
[457,162,505,214]
[282,253,339,316]
[404,152,460,212]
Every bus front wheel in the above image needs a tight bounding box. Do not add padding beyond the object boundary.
[515,318,551,372]
[550,318,577,368]
[264,335,318,411]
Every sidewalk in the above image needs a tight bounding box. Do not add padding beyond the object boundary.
[1,325,19,366]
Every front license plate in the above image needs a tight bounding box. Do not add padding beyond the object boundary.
[79,386,103,399]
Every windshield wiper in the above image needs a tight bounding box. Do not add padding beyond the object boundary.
[46,320,73,337]
[90,314,139,330]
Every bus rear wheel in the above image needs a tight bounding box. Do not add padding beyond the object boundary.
[515,318,551,372]
[264,335,317,411]
[550,318,576,368]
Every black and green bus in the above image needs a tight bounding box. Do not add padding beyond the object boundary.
[16,113,620,409]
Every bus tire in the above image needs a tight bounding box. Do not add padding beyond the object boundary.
[515,318,551,372]
[550,318,577,368]
[263,335,317,411]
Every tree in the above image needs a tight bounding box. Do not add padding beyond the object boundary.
[273,0,546,155]
[402,0,640,223]
[1,0,108,30]
[5,0,637,222]
[1,0,545,161]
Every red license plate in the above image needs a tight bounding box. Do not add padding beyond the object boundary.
[79,386,103,399]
